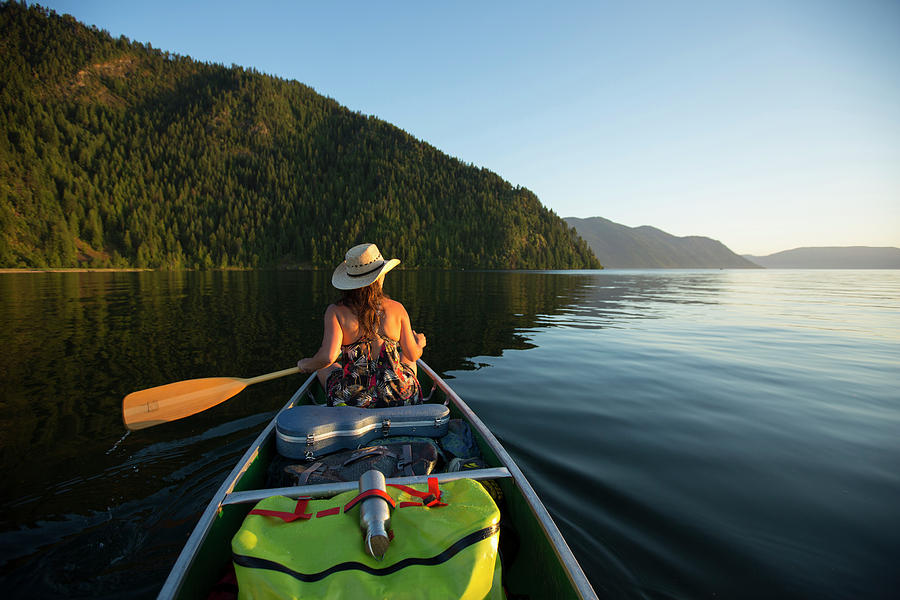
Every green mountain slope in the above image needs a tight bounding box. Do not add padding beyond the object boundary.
[0,3,600,270]
[565,216,757,268]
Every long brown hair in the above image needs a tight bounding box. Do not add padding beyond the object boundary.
[337,281,387,340]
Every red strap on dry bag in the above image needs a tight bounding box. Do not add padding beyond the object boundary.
[249,497,312,522]
[388,476,446,507]
[248,476,446,524]
[343,487,397,513]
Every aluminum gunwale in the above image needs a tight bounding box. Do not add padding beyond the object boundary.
[416,361,598,600]
[157,374,317,600]
[220,467,512,505]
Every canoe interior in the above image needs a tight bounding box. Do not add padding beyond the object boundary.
[171,374,585,599]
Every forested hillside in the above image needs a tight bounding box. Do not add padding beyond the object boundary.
[0,3,600,270]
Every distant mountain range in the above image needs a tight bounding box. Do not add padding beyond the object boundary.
[743,247,900,269]
[564,217,757,268]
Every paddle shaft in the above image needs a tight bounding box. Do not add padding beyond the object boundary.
[244,366,301,385]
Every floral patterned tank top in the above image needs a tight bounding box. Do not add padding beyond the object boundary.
[325,334,422,408]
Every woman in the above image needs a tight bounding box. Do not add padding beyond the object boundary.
[297,243,427,407]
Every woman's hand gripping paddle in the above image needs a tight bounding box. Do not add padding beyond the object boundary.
[122,367,300,430]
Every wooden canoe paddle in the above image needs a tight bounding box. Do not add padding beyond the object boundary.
[122,366,301,431]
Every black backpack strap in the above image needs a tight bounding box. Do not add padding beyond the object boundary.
[396,444,416,476]
[342,446,391,467]
[297,461,324,485]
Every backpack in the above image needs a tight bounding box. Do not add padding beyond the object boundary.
[269,441,438,488]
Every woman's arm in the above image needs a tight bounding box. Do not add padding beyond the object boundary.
[298,305,343,372]
[398,303,426,364]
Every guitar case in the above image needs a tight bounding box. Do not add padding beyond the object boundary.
[274,403,450,460]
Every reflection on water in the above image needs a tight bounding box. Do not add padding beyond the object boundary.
[0,269,601,472]
[1,269,899,599]
[450,269,900,600]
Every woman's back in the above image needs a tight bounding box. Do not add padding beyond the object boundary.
[332,298,407,361]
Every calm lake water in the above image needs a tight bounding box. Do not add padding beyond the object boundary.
[1,269,898,599]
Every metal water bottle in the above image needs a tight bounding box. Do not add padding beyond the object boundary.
[358,469,392,560]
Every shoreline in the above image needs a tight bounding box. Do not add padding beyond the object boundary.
[0,268,153,273]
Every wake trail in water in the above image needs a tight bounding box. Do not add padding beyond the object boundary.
[106,430,131,455]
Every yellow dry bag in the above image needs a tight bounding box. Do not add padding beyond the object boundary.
[232,477,503,600]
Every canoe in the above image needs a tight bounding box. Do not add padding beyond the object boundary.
[157,361,597,599]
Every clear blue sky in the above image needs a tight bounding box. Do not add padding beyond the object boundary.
[35,0,900,255]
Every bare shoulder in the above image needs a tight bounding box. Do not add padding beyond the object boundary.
[381,297,409,318]
[326,303,352,323]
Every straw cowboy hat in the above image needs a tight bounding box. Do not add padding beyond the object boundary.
[332,243,400,290]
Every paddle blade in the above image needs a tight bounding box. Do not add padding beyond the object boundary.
[122,377,248,431]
